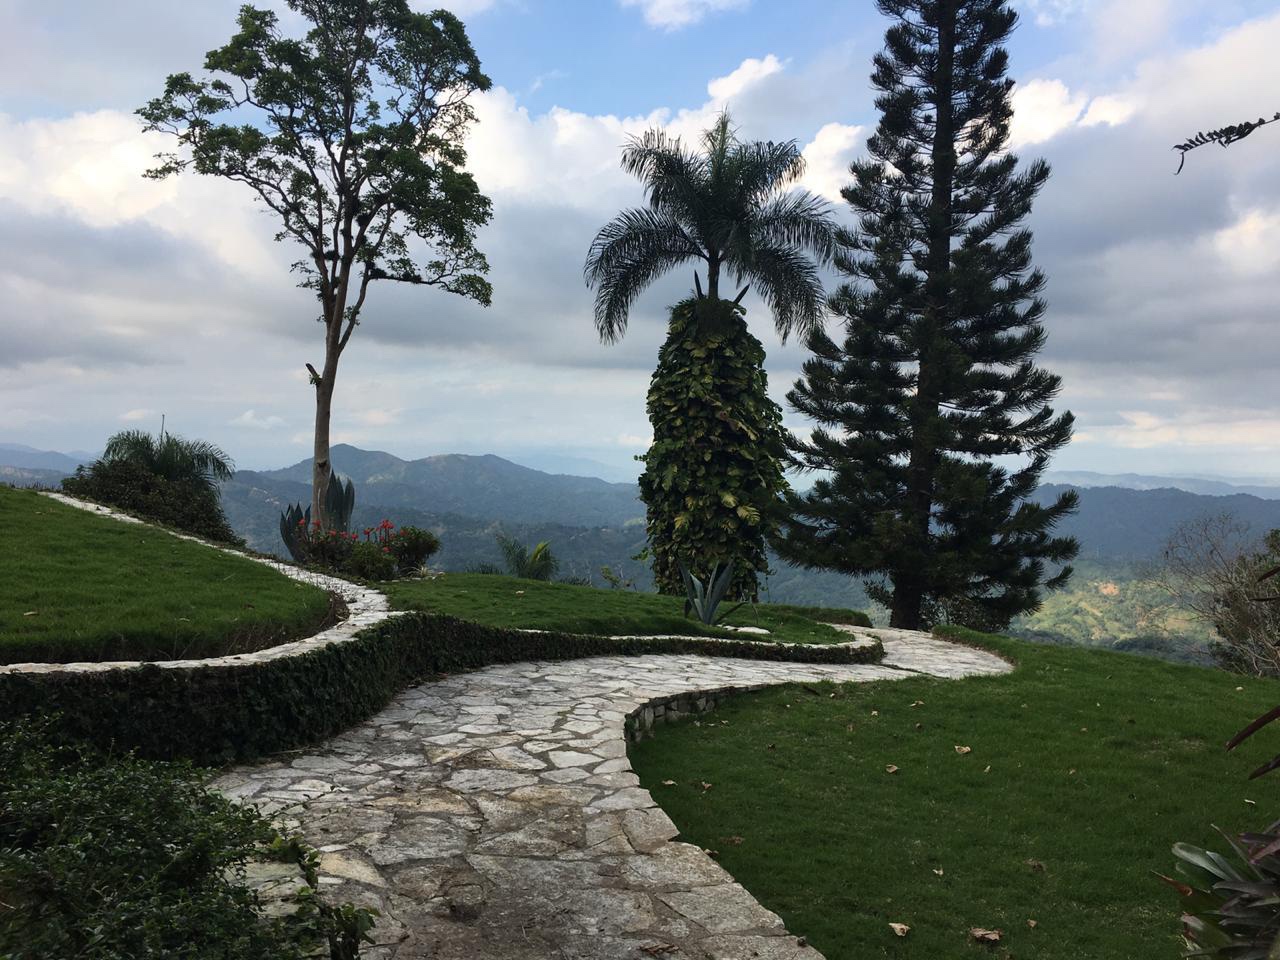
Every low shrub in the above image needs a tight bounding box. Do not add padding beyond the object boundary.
[0,718,373,959]
[62,459,241,545]
[0,613,884,765]
[286,520,440,581]
[389,525,440,573]
[346,541,398,581]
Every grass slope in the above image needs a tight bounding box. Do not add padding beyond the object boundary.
[0,486,332,664]
[630,630,1280,959]
[385,573,868,645]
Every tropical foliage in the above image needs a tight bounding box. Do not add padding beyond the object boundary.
[583,110,836,343]
[496,534,559,581]
[101,429,233,494]
[138,0,493,524]
[778,0,1078,630]
[639,299,787,599]
[0,718,372,960]
[63,430,239,543]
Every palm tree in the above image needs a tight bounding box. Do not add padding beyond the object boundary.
[584,111,837,343]
[496,534,559,581]
[100,430,234,496]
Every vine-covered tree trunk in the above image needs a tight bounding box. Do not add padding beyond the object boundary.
[639,298,788,601]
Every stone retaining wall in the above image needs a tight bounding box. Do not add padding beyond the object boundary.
[626,684,763,741]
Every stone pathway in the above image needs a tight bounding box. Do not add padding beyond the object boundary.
[214,630,1010,960]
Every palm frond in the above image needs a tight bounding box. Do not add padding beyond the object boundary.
[751,190,838,263]
[744,243,827,342]
[733,138,808,203]
[584,207,705,342]
[100,429,234,492]
[619,128,707,221]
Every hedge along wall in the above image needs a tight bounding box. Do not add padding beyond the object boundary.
[0,613,883,766]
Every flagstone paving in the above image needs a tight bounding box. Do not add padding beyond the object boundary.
[214,628,1010,960]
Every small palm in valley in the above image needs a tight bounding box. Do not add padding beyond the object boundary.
[584,110,837,341]
[101,430,235,495]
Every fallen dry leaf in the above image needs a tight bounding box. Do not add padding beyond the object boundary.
[970,927,1002,943]
[515,590,525,596]
[699,781,714,791]
[955,745,972,755]
[983,765,991,773]
[910,700,924,707]
[871,710,880,717]
[885,764,899,774]
[889,922,910,937]
[661,780,676,786]
[22,610,38,617]
[933,868,944,876]
[1026,859,1046,873]
[725,836,744,845]
[1027,919,1038,928]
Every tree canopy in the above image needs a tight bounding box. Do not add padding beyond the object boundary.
[584,111,837,342]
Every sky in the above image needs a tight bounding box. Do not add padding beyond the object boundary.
[1,0,1278,482]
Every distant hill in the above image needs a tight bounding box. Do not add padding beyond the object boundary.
[220,469,649,584]
[1045,470,1280,500]
[0,443,88,474]
[1031,484,1280,560]
[258,444,644,528]
[0,465,67,488]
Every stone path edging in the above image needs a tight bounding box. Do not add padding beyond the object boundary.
[214,633,1012,959]
[9,493,889,676]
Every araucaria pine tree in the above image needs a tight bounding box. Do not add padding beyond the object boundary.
[779,0,1079,631]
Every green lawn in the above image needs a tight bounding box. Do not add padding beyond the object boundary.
[0,486,333,664]
[630,629,1280,959]
[384,572,868,645]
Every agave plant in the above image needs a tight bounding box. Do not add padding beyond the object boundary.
[680,561,744,626]
[496,534,558,581]
[279,473,356,562]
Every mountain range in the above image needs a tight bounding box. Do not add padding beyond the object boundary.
[9,442,1280,565]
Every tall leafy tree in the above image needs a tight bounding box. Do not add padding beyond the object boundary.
[584,112,835,598]
[139,0,493,524]
[778,0,1078,630]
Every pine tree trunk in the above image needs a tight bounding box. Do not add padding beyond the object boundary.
[892,0,957,631]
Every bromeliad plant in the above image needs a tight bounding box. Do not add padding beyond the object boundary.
[1164,595,1280,956]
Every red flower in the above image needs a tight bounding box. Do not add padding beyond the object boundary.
[382,546,390,553]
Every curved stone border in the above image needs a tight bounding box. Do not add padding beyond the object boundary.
[8,494,888,677]
[213,636,1012,959]
[1,492,393,675]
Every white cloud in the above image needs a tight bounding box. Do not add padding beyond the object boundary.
[799,122,863,203]
[231,409,287,430]
[1080,94,1138,128]
[619,0,749,30]
[707,54,784,101]
[1213,208,1280,276]
[1009,79,1088,148]
[119,408,157,422]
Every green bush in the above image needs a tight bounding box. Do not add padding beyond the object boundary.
[0,719,367,959]
[346,541,398,581]
[62,459,241,546]
[390,525,440,573]
[0,613,883,765]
